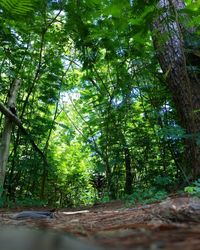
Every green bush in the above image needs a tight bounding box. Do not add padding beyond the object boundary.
[124,186,168,205]
[184,179,200,197]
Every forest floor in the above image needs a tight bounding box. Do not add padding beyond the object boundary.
[1,196,200,249]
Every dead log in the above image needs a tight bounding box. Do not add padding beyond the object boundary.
[12,210,56,220]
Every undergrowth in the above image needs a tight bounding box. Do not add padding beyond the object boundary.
[184,179,200,197]
[124,187,168,206]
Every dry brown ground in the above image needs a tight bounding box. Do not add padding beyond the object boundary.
[1,196,200,249]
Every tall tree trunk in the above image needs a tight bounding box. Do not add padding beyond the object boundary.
[152,0,200,179]
[124,146,132,194]
[0,79,21,194]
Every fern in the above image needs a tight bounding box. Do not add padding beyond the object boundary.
[0,0,34,16]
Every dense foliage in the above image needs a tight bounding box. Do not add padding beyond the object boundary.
[0,0,199,207]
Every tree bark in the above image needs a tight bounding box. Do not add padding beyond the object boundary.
[0,79,21,193]
[152,0,200,179]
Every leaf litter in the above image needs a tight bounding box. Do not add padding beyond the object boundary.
[1,196,200,249]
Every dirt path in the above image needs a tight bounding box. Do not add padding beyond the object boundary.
[1,197,200,249]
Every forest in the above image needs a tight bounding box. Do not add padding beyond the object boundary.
[0,0,200,209]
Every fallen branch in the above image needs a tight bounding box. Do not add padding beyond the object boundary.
[0,102,22,126]
[0,102,50,168]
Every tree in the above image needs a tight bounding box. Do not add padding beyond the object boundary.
[0,0,67,199]
[152,0,200,179]
[0,79,21,193]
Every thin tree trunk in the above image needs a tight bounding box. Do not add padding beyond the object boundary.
[0,79,21,194]
[152,0,200,179]
[124,146,132,194]
[40,100,60,200]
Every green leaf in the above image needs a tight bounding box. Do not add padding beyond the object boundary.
[0,0,34,16]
